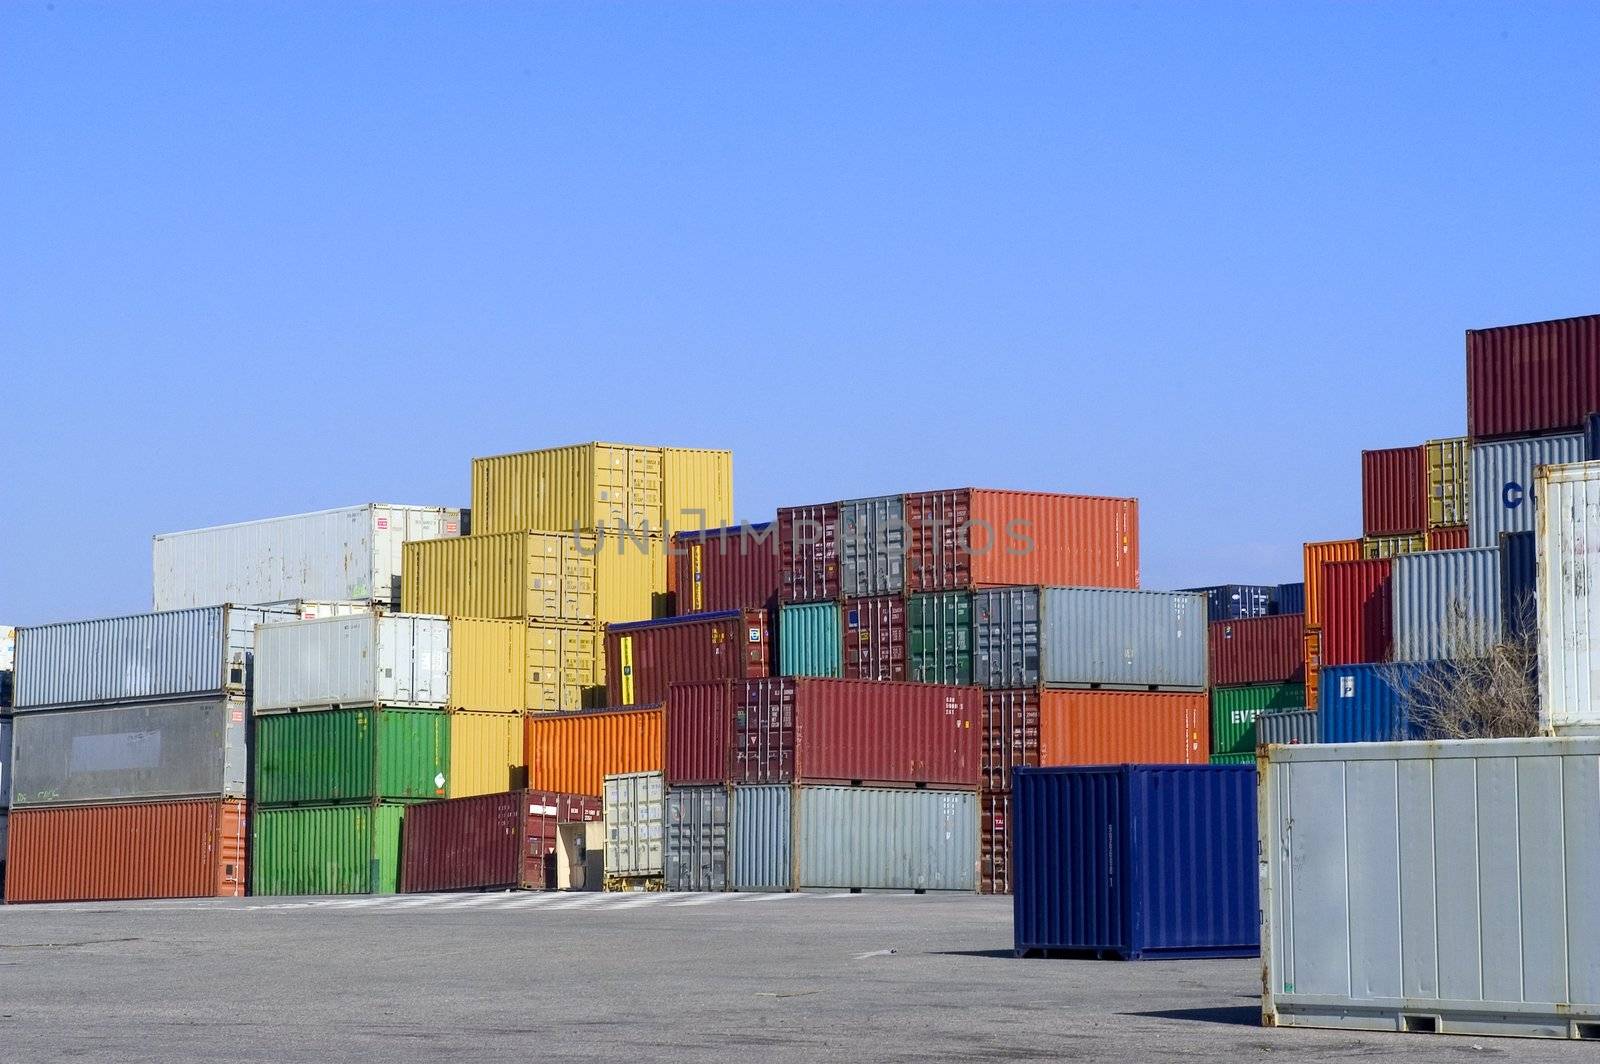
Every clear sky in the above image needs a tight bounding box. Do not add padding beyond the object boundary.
[3,3,1597,625]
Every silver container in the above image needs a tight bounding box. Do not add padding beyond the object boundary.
[1041,588,1208,690]
[1256,708,1317,747]
[12,605,297,712]
[152,503,464,610]
[1536,460,1600,734]
[972,587,1041,689]
[10,696,247,807]
[604,771,664,878]
[1469,433,1583,548]
[1391,547,1502,662]
[251,613,449,713]
[0,716,11,806]
[664,785,728,891]
[838,495,905,598]
[1261,736,1600,1039]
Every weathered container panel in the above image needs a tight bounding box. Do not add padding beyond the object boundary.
[841,596,906,682]
[1466,313,1600,439]
[1181,584,1276,621]
[776,602,842,678]
[1210,613,1305,686]
[1321,559,1393,666]
[972,587,1040,689]
[607,609,768,707]
[1469,432,1583,547]
[400,789,602,893]
[525,706,663,797]
[1391,547,1501,662]
[526,621,603,713]
[1535,460,1600,732]
[730,784,790,891]
[1256,707,1318,747]
[1040,588,1208,689]
[907,591,973,685]
[604,771,664,878]
[1426,436,1469,530]
[1037,690,1208,766]
[796,787,976,892]
[1362,445,1428,536]
[777,503,840,604]
[664,785,728,892]
[838,495,906,597]
[980,688,1039,793]
[252,802,410,895]
[252,614,450,713]
[664,681,731,786]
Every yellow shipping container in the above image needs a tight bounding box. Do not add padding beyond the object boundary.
[1361,533,1427,560]
[449,711,527,799]
[1425,436,1468,530]
[1303,538,1362,629]
[449,618,526,713]
[527,620,605,713]
[662,446,735,534]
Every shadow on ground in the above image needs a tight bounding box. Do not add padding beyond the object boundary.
[1122,1005,1261,1027]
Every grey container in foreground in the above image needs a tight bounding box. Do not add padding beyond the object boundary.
[1260,737,1600,1039]
[1041,588,1208,689]
[1255,708,1317,747]
[664,786,728,891]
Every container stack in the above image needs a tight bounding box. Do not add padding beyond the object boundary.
[1206,612,1306,764]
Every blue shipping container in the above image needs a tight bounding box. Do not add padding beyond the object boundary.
[1587,411,1600,462]
[1499,530,1536,641]
[1274,582,1305,615]
[1180,584,1276,622]
[1317,662,1447,742]
[1012,764,1258,960]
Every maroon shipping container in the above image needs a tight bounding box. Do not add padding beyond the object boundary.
[671,525,781,615]
[1467,314,1600,440]
[1209,612,1306,686]
[1427,525,1468,551]
[1361,446,1428,536]
[980,790,1012,895]
[607,609,769,707]
[665,680,732,786]
[728,677,980,787]
[980,688,1039,793]
[399,789,603,893]
[778,503,840,603]
[1321,559,1393,666]
[842,595,906,681]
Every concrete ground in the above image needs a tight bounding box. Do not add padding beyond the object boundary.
[0,891,1587,1062]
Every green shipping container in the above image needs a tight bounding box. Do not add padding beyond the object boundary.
[251,802,413,895]
[254,708,450,804]
[1209,752,1256,765]
[907,591,972,684]
[1210,683,1305,757]
[778,603,842,678]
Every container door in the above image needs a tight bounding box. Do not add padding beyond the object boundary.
[973,588,1040,689]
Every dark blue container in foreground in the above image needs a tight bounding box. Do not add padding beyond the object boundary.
[1499,530,1536,641]
[1180,584,1276,621]
[1274,582,1305,615]
[1012,765,1258,961]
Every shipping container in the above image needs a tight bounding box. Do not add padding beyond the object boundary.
[728,677,980,787]
[1261,736,1600,1038]
[1304,628,1322,708]
[1425,436,1469,529]
[448,618,525,714]
[525,706,663,797]
[1275,583,1305,615]
[1391,547,1501,662]
[731,784,976,892]
[907,592,973,685]
[1210,684,1305,757]
[1469,432,1584,547]
[469,442,733,536]
[449,712,526,799]
[526,621,604,713]
[1535,460,1600,733]
[252,802,414,895]
[1361,533,1426,560]
[1466,313,1600,440]
[1037,690,1208,766]
[1209,752,1255,765]
[607,609,768,707]
[776,602,842,678]
[838,495,906,597]
[972,587,1039,689]
[1040,588,1208,690]
[604,771,664,879]
[254,708,449,804]
[841,596,906,682]
[1303,539,1363,629]
[670,524,780,614]
[777,503,840,603]
[12,604,296,711]
[152,504,463,611]
[1256,707,1318,747]
[1589,411,1600,460]
[1427,525,1469,550]
[1,623,15,708]
[980,689,1039,793]
[905,489,1138,592]
[1209,613,1305,686]
[980,790,1011,895]
[1013,765,1257,959]
[664,785,728,892]
[10,696,247,807]
[252,614,449,713]
[1500,530,1536,642]
[665,681,730,787]
[1317,662,1442,742]
[5,798,246,903]
[1180,584,1276,622]
[400,789,602,893]
[1321,559,1393,666]
[1362,445,1428,536]
[0,717,10,807]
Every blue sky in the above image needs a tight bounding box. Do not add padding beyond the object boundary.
[3,3,1597,625]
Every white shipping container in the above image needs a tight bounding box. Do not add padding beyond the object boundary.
[152,504,464,610]
[604,771,664,878]
[1536,460,1600,734]
[251,614,450,714]
[1261,737,1600,1039]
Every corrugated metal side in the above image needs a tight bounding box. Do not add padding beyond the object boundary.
[661,447,735,533]
[400,790,523,892]
[1469,432,1584,547]
[1425,437,1469,529]
[1320,559,1393,666]
[777,503,840,603]
[252,802,408,895]
[449,618,525,713]
[448,712,525,799]
[1303,539,1363,630]
[526,621,603,713]
[838,495,906,597]
[0,717,11,806]
[1535,461,1600,731]
[470,443,662,536]
[665,681,731,786]
[254,708,449,804]
[1391,547,1502,661]
[1500,529,1537,642]
[1040,588,1207,689]
[1304,628,1322,708]
[252,614,450,713]
[664,786,728,891]
[1181,584,1276,621]
[907,591,973,685]
[1316,663,1431,742]
[1466,314,1600,439]
[1256,708,1318,746]
[1013,767,1123,952]
[1209,613,1305,686]
[403,531,598,623]
[671,524,780,614]
[606,609,768,707]
[1590,412,1600,461]
[1362,533,1426,559]
[972,586,1040,689]
[5,798,246,903]
[525,707,663,797]
[1037,690,1207,765]
[980,688,1039,793]
[1210,684,1304,756]
[980,791,1012,895]
[841,596,906,682]
[730,784,790,891]
[1362,446,1428,536]
[794,787,976,891]
[603,771,664,877]
[1426,525,1468,550]
[776,603,842,678]
[1275,583,1305,615]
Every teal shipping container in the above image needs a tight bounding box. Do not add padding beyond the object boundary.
[777,603,842,678]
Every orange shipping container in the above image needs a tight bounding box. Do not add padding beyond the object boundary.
[524,706,664,797]
[1303,538,1362,629]
[1304,628,1322,708]
[1037,690,1207,766]
[6,799,247,903]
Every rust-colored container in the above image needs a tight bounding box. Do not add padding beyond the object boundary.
[981,688,1039,793]
[1361,446,1428,536]
[6,798,246,903]
[841,596,906,681]
[399,789,602,893]
[1209,612,1306,686]
[606,609,768,707]
[1321,558,1394,666]
[980,790,1012,895]
[1427,525,1468,550]
[728,677,980,787]
[665,680,732,786]
[1037,690,1208,766]
[1304,628,1322,707]
[671,524,781,614]
[525,706,664,797]
[905,488,1138,592]
[778,503,840,603]
[1466,313,1600,439]
[1303,538,1363,629]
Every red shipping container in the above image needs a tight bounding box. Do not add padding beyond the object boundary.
[1467,314,1600,440]
[665,680,732,786]
[1361,446,1428,536]
[1427,525,1468,550]
[671,524,780,615]
[841,595,906,681]
[400,789,602,893]
[1038,690,1208,766]
[607,608,769,707]
[1321,558,1394,666]
[728,677,980,787]
[981,688,1039,793]
[905,488,1138,592]
[980,790,1012,895]
[778,503,840,603]
[1209,612,1306,686]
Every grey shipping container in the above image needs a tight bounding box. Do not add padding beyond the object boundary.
[10,696,247,807]
[1255,708,1317,747]
[12,605,297,712]
[1391,547,1502,662]
[664,786,728,892]
[251,614,450,713]
[837,495,905,598]
[731,784,977,892]
[973,588,1041,689]
[1041,588,1208,690]
[1261,737,1600,1039]
[604,771,664,878]
[152,503,465,610]
[0,716,10,806]
[1469,433,1583,548]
